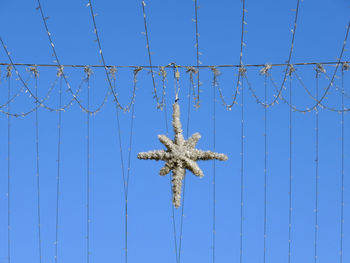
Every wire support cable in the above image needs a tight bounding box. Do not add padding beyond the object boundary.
[314,69,320,263]
[211,68,219,263]
[32,67,43,263]
[7,67,11,263]
[54,74,63,263]
[86,69,91,263]
[114,68,139,263]
[239,65,245,263]
[339,66,346,263]
[0,61,348,69]
[288,72,293,263]
[263,73,268,263]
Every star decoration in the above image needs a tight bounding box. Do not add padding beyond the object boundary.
[138,101,228,208]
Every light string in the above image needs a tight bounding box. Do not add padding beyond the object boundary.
[288,70,293,263]
[16,0,113,115]
[85,66,92,263]
[31,66,43,263]
[0,38,87,117]
[141,0,165,110]
[54,68,63,263]
[0,75,30,109]
[216,0,246,110]
[314,68,320,263]
[262,69,268,263]
[339,65,346,263]
[86,0,137,112]
[270,22,350,113]
[259,0,300,109]
[193,0,201,108]
[7,65,11,263]
[239,64,245,263]
[291,68,350,113]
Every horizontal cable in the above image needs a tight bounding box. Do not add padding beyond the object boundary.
[0,61,348,69]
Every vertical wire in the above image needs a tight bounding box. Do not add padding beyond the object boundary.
[86,75,91,263]
[240,75,244,263]
[7,71,11,263]
[114,85,128,263]
[194,0,200,106]
[34,72,43,263]
[212,71,217,263]
[125,76,137,263]
[114,71,138,263]
[177,71,192,263]
[263,74,268,263]
[170,67,179,263]
[339,67,345,263]
[55,76,63,263]
[288,72,293,263]
[314,70,319,263]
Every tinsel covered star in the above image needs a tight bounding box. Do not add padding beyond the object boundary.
[137,101,228,208]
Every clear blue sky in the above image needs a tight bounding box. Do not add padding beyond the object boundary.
[0,0,349,263]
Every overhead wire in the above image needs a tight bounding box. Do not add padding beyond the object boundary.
[314,68,320,263]
[85,67,92,263]
[114,67,140,263]
[339,65,346,263]
[176,68,193,263]
[193,0,200,108]
[211,67,219,263]
[141,0,165,110]
[239,62,245,263]
[288,68,293,263]
[263,71,268,263]
[54,68,63,263]
[7,66,11,263]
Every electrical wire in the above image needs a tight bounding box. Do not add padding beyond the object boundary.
[141,0,165,109]
[263,73,268,263]
[54,73,63,263]
[33,68,43,263]
[114,68,140,263]
[288,71,293,263]
[314,69,320,263]
[193,0,200,107]
[339,66,345,263]
[239,69,245,263]
[7,67,11,263]
[86,68,91,263]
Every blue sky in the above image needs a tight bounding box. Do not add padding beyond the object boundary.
[0,0,349,263]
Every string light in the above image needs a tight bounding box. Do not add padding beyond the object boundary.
[54,71,63,263]
[31,66,43,263]
[216,0,246,110]
[314,67,320,263]
[193,0,201,108]
[7,65,11,263]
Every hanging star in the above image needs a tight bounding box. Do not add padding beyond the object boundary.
[138,101,228,208]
